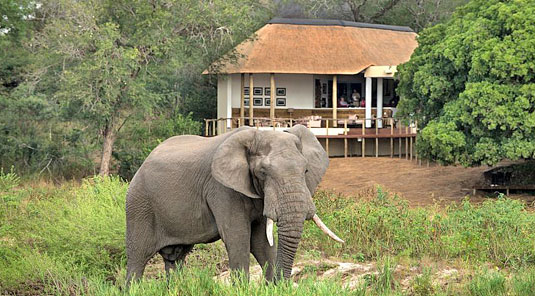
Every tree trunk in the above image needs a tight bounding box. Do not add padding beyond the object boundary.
[99,125,116,176]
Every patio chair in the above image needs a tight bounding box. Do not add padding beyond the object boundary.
[337,114,363,126]
[297,116,322,128]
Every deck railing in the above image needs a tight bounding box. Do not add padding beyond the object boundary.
[204,116,418,159]
[204,117,416,135]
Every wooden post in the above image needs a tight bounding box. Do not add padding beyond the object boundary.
[362,124,365,158]
[326,119,330,157]
[240,73,245,124]
[398,123,402,159]
[390,118,394,158]
[332,76,338,127]
[249,74,254,126]
[270,73,275,126]
[405,126,409,160]
[204,120,209,136]
[344,119,348,158]
[212,120,217,136]
[415,136,418,162]
[410,136,413,160]
[375,119,379,157]
[223,119,227,133]
[290,119,293,127]
[414,121,418,162]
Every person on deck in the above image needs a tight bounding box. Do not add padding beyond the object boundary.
[351,90,360,106]
[339,96,349,107]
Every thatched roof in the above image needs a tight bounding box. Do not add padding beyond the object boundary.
[206,18,418,75]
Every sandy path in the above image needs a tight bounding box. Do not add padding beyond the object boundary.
[319,157,489,206]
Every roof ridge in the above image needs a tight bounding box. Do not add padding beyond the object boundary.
[268,18,414,33]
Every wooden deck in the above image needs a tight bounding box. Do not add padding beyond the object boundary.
[316,127,416,139]
[204,117,419,159]
[473,185,535,196]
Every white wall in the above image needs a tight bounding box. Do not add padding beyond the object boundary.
[216,76,229,119]
[228,73,314,109]
[216,73,396,119]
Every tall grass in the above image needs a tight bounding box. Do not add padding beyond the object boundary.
[303,188,535,267]
[2,175,535,295]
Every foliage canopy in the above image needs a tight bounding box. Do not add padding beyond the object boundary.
[397,0,535,166]
[289,0,468,32]
[0,0,270,177]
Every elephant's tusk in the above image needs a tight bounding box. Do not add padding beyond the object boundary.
[312,214,345,243]
[266,218,274,246]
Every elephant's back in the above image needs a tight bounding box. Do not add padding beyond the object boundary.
[136,135,216,188]
[151,135,213,158]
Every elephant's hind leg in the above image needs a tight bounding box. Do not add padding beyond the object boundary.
[125,197,156,285]
[125,242,154,284]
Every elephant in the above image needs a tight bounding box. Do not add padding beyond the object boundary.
[125,125,343,283]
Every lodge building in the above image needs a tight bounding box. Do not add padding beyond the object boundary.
[204,18,419,158]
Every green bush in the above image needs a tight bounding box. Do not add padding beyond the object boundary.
[397,0,535,165]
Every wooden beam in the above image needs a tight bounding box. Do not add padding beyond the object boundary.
[270,73,275,125]
[390,118,394,158]
[415,121,418,162]
[410,136,413,161]
[240,73,245,126]
[375,138,379,157]
[405,126,409,160]
[332,75,338,127]
[375,121,379,157]
[362,125,365,158]
[249,74,254,126]
[326,120,330,157]
[212,120,216,136]
[398,123,402,158]
[344,119,348,158]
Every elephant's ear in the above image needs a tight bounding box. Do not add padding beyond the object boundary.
[286,125,329,195]
[211,128,261,199]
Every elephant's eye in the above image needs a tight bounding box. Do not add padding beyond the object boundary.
[305,169,309,174]
[257,168,267,179]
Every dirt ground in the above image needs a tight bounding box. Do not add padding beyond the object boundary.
[319,157,495,206]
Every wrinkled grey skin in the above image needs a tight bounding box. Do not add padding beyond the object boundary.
[125,125,329,283]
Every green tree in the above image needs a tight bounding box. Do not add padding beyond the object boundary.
[0,0,34,92]
[396,0,535,166]
[23,0,269,175]
[290,0,468,32]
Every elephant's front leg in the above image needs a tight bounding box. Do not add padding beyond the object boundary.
[250,218,276,282]
[213,202,252,279]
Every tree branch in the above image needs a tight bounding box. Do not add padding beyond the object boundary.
[369,0,401,22]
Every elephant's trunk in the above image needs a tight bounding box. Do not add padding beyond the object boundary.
[263,178,313,280]
[275,217,304,280]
